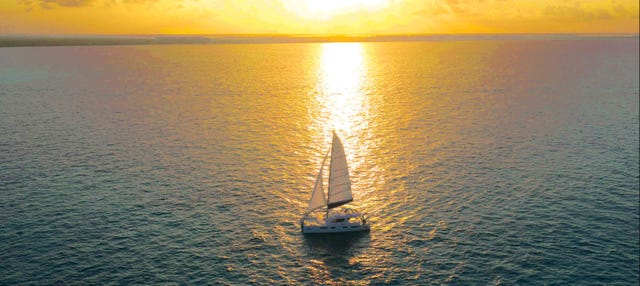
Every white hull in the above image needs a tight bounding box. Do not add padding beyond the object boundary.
[301,208,369,234]
[302,222,370,234]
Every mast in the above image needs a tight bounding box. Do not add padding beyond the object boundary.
[326,133,334,218]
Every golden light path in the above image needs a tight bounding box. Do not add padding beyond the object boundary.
[316,43,369,171]
[308,42,376,279]
[308,43,403,281]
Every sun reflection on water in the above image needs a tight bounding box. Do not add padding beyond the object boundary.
[305,42,381,281]
[317,43,368,139]
[314,43,371,177]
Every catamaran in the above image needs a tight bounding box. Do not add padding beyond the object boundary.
[301,132,370,234]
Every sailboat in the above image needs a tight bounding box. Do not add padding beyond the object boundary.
[301,132,370,234]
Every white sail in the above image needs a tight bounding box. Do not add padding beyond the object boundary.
[305,153,328,215]
[327,132,353,209]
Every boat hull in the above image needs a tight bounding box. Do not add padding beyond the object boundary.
[302,223,370,234]
[301,208,370,234]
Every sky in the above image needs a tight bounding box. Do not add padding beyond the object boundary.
[0,0,638,35]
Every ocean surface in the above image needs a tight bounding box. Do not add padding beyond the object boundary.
[1,37,638,285]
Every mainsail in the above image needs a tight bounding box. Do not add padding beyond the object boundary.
[327,132,353,209]
[305,152,328,215]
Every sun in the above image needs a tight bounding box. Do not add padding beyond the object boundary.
[281,0,390,21]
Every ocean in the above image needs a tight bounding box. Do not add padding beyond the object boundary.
[1,37,638,285]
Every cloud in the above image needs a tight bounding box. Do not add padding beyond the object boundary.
[613,3,640,19]
[418,1,451,16]
[409,0,506,18]
[18,0,94,10]
[544,3,613,21]
[45,0,93,6]
[18,0,169,10]
[543,1,640,22]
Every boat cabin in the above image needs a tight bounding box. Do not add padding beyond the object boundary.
[301,207,369,233]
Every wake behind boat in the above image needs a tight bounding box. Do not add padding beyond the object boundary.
[301,132,370,234]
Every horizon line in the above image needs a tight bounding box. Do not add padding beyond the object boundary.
[1,33,637,48]
[2,32,639,36]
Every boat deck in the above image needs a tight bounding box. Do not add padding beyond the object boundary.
[301,208,370,233]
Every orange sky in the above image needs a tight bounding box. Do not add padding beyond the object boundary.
[0,0,638,35]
